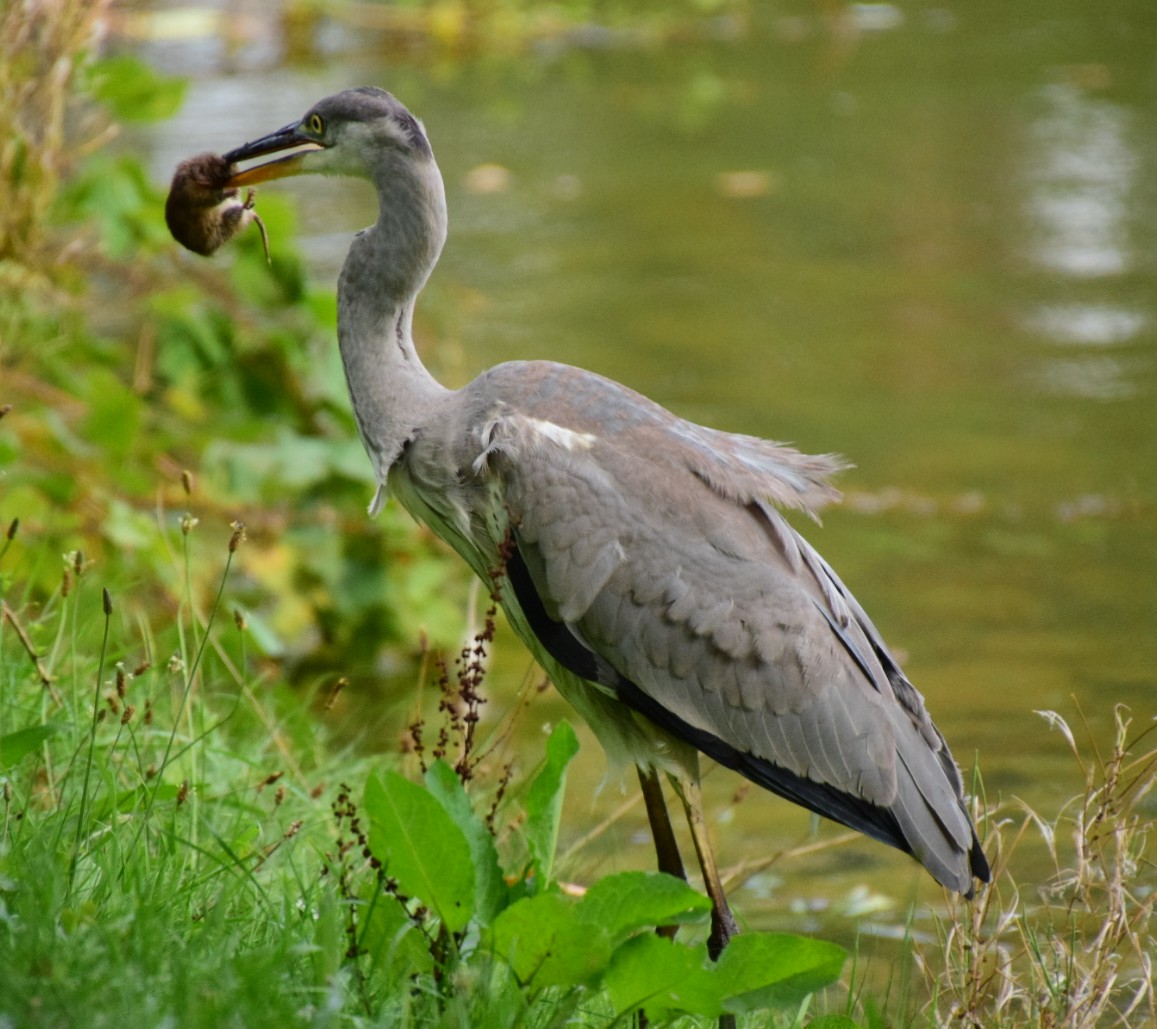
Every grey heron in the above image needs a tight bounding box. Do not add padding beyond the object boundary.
[221,87,990,956]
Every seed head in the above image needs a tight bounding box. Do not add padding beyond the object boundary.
[228,520,246,552]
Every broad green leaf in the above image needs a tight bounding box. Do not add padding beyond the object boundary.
[806,1015,864,1028]
[364,768,475,933]
[522,721,579,885]
[576,871,712,946]
[715,933,846,1013]
[424,760,507,925]
[87,55,186,123]
[605,932,722,1018]
[356,884,432,981]
[490,892,611,988]
[0,723,59,770]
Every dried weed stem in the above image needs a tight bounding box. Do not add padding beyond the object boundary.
[930,706,1155,1028]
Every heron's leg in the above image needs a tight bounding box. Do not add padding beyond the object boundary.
[669,775,740,961]
[636,765,686,941]
[637,765,687,879]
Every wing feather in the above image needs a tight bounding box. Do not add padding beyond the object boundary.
[456,381,986,893]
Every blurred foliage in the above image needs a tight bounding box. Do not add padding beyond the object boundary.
[280,0,749,58]
[0,0,105,262]
[0,2,468,692]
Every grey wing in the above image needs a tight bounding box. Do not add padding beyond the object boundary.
[484,409,987,895]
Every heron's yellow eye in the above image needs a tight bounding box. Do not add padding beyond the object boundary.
[307,113,325,135]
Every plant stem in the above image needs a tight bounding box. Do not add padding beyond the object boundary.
[70,587,113,895]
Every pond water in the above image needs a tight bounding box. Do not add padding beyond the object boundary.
[139,0,1156,961]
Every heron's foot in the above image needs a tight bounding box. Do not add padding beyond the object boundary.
[707,902,739,962]
[708,906,740,1029]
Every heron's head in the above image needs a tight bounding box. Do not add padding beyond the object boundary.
[225,88,447,291]
[225,87,434,188]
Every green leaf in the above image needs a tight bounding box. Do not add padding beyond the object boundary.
[87,55,186,123]
[423,760,508,925]
[356,884,432,981]
[490,892,611,988]
[806,1015,865,1029]
[0,723,59,770]
[604,930,846,1020]
[91,783,181,820]
[576,871,712,947]
[714,933,847,1013]
[604,933,722,1018]
[522,721,579,885]
[364,768,475,933]
[59,154,166,259]
[104,497,160,552]
[81,368,142,458]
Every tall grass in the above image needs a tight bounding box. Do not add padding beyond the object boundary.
[1,508,843,1029]
[1,520,364,1029]
[926,709,1156,1028]
[0,0,110,263]
[5,510,1153,1029]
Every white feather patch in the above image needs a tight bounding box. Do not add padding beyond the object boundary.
[472,414,597,477]
[525,417,597,450]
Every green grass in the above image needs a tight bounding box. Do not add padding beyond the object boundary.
[1,529,363,1028]
[0,518,849,1029]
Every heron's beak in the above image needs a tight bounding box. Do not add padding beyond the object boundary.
[224,123,325,187]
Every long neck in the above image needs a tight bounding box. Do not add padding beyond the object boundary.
[336,157,449,488]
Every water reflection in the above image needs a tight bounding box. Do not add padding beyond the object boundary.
[1023,82,1138,278]
[1020,81,1150,399]
[1034,353,1142,400]
[1023,303,1145,346]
